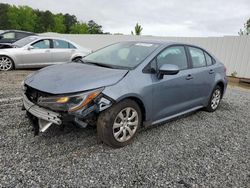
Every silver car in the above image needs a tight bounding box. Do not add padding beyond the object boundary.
[0,36,91,71]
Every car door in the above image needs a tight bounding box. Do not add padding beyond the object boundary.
[187,46,215,105]
[20,39,53,67]
[51,39,72,63]
[151,45,196,122]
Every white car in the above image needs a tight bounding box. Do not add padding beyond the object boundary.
[0,36,91,71]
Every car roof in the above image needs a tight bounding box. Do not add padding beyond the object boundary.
[1,30,36,35]
[30,36,79,44]
[122,40,210,50]
[118,40,200,47]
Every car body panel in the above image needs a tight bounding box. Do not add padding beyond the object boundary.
[24,63,128,94]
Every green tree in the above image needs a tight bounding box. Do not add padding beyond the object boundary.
[7,5,37,31]
[0,3,11,29]
[0,3,107,34]
[87,20,103,34]
[70,22,88,34]
[64,13,77,33]
[53,14,66,33]
[131,23,143,35]
[239,18,250,35]
[33,10,54,33]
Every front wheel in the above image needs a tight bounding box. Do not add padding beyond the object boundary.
[97,99,142,148]
[205,85,222,112]
[0,56,14,71]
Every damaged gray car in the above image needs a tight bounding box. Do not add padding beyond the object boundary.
[22,41,227,147]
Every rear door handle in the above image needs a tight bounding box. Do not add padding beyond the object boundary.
[45,50,50,53]
[186,74,193,80]
[209,69,214,74]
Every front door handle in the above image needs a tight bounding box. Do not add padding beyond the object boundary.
[45,50,50,53]
[209,69,214,74]
[186,74,193,80]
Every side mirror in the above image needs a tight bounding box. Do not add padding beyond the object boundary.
[0,35,3,39]
[27,46,34,50]
[157,64,180,79]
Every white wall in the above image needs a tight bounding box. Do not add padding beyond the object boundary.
[42,33,250,79]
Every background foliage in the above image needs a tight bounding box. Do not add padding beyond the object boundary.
[0,3,104,34]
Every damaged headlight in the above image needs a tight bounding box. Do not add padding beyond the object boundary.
[37,88,103,112]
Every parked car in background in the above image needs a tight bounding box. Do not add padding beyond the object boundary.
[22,41,227,148]
[0,36,91,71]
[0,30,36,45]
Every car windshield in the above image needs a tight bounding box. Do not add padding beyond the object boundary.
[83,42,159,69]
[13,36,38,47]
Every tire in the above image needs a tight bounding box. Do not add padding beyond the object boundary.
[97,99,142,148]
[205,85,222,112]
[0,56,14,71]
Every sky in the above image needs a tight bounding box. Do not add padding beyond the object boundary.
[2,0,250,37]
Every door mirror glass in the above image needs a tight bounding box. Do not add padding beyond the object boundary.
[157,64,180,79]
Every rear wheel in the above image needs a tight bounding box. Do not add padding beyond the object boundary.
[205,85,222,112]
[0,56,14,71]
[97,99,142,148]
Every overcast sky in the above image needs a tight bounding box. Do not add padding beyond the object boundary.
[2,0,250,37]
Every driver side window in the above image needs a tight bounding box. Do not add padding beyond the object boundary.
[157,46,188,70]
[32,39,50,49]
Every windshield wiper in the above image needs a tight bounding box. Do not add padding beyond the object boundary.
[81,60,115,69]
[89,62,115,69]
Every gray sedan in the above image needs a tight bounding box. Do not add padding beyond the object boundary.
[0,36,91,71]
[22,41,227,148]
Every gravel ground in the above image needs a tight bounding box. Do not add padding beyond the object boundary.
[0,70,250,187]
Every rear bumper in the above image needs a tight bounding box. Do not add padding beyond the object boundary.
[23,94,62,126]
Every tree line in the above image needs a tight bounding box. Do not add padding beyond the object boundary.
[0,3,104,34]
[239,18,250,35]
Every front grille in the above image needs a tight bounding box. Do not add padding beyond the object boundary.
[25,85,51,103]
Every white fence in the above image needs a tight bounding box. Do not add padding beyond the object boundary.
[42,33,250,79]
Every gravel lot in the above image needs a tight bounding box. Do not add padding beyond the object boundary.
[0,70,249,187]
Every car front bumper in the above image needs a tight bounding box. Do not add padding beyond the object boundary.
[23,94,62,132]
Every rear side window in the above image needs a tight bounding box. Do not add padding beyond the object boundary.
[189,47,206,68]
[156,46,188,70]
[204,52,213,66]
[53,39,69,49]
[2,32,15,39]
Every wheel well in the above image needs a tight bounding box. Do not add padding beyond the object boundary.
[72,56,82,61]
[216,81,224,96]
[126,97,146,122]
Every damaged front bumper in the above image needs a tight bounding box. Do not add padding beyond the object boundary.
[23,94,62,132]
[22,92,113,134]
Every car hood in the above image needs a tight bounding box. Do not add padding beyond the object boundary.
[24,63,128,94]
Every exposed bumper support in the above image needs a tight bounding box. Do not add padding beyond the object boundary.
[23,94,62,132]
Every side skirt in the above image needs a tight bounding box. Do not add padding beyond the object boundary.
[143,105,204,127]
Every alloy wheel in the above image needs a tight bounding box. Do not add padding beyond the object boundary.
[0,56,13,71]
[113,107,139,142]
[211,89,221,110]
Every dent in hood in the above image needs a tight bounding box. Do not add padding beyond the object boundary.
[25,63,128,94]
